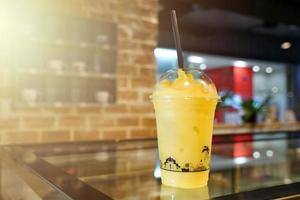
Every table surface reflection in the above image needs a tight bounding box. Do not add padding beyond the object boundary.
[3,132,300,200]
[37,133,300,200]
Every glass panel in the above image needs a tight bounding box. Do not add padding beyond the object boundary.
[42,135,300,199]
[1,153,69,200]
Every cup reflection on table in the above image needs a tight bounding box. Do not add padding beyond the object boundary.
[160,185,209,200]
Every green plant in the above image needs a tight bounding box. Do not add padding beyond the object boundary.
[217,91,234,109]
[241,96,271,123]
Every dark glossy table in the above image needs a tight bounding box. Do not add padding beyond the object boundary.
[1,131,300,200]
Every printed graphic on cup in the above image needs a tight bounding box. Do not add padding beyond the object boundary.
[161,145,210,172]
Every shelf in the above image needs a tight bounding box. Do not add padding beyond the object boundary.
[15,102,109,108]
[17,70,116,80]
[12,17,118,106]
[26,38,116,51]
[214,122,300,135]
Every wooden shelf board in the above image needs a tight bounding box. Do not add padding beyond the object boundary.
[17,70,116,79]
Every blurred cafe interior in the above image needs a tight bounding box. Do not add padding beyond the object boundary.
[0,0,300,200]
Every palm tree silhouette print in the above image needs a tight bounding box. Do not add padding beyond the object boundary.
[163,157,181,170]
[201,146,210,169]
[202,146,209,153]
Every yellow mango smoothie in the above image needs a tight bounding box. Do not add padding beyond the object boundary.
[152,68,219,188]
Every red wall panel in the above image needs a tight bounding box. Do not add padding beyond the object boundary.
[207,66,253,99]
[206,66,253,123]
[233,67,253,100]
[206,67,233,93]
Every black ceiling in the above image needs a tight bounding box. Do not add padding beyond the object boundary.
[158,0,300,63]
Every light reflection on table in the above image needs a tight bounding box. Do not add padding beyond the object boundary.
[42,133,300,200]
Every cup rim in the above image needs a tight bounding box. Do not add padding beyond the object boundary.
[150,95,221,102]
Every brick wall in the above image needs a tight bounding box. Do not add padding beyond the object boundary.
[0,0,159,144]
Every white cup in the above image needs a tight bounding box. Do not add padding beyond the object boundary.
[95,91,109,104]
[22,89,39,105]
[96,35,108,43]
[72,61,86,73]
[285,110,297,123]
[47,59,64,73]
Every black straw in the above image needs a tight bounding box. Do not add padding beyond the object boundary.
[170,10,184,70]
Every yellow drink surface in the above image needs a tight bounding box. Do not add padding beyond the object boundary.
[152,69,218,188]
